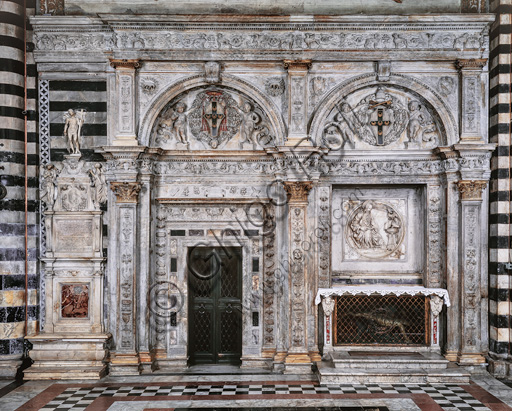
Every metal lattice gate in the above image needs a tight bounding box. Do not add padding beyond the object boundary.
[334,295,429,346]
[188,247,242,365]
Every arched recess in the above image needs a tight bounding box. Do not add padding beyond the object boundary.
[138,74,287,148]
[309,73,458,148]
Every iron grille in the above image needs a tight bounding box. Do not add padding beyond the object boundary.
[334,295,429,346]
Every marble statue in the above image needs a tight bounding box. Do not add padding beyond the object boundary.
[88,163,108,208]
[40,164,58,210]
[63,108,85,155]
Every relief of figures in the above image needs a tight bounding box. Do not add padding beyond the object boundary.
[61,284,89,318]
[153,87,275,150]
[346,200,405,260]
[323,86,440,148]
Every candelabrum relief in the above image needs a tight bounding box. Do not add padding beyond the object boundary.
[322,86,441,149]
[152,87,276,150]
[344,199,406,260]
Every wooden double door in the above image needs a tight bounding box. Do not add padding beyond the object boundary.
[188,247,243,365]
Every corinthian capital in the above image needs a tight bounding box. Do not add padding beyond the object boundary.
[283,181,313,203]
[456,180,487,201]
[111,182,142,203]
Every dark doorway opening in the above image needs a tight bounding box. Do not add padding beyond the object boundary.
[188,246,243,365]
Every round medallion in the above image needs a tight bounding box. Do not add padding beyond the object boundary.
[345,200,405,259]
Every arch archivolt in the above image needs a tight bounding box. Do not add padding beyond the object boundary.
[309,73,458,149]
[138,74,287,150]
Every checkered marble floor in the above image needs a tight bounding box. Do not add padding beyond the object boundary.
[39,383,491,410]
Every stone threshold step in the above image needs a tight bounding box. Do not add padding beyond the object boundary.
[330,352,449,370]
[24,366,107,380]
[317,363,470,384]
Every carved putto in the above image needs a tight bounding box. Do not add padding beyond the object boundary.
[323,86,440,148]
[153,87,276,150]
[345,199,405,260]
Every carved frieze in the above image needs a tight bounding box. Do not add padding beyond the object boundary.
[456,180,487,201]
[32,22,490,56]
[111,182,142,203]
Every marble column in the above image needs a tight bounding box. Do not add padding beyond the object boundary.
[456,59,486,143]
[110,59,140,146]
[282,181,314,373]
[456,180,487,365]
[109,181,142,375]
[284,60,311,147]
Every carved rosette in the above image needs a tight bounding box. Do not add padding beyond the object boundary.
[456,180,487,201]
[262,204,277,347]
[111,182,142,203]
[283,181,313,203]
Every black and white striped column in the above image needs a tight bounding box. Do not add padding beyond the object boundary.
[0,0,38,377]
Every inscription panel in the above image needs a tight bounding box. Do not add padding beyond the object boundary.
[54,219,94,254]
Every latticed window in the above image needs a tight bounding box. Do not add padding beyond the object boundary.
[334,295,429,346]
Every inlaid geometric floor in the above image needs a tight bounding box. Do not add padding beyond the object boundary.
[17,381,511,411]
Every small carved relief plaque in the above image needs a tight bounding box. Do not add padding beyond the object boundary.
[54,219,93,253]
[343,199,406,260]
[61,283,89,318]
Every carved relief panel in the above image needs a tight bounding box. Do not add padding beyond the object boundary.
[151,86,276,150]
[332,187,424,278]
[322,86,443,149]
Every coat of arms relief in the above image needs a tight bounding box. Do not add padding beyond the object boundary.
[153,87,275,150]
[323,86,441,149]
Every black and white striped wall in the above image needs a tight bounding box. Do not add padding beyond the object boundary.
[0,0,38,377]
[488,0,512,377]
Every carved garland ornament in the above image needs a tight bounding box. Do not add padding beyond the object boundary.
[111,182,142,203]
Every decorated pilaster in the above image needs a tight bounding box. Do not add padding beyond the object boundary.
[284,60,311,146]
[282,181,313,373]
[456,180,487,365]
[109,181,142,375]
[456,59,486,143]
[110,59,140,146]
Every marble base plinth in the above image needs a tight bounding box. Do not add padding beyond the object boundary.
[0,354,22,378]
[109,353,142,376]
[153,358,188,372]
[457,353,487,366]
[283,353,314,374]
[25,333,111,380]
[241,356,272,370]
[330,351,449,370]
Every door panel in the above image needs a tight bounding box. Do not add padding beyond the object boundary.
[188,247,242,365]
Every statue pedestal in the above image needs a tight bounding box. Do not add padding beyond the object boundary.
[24,333,111,380]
